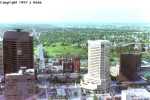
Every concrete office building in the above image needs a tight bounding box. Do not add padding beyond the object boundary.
[81,40,111,94]
[0,48,3,74]
[3,29,33,74]
[37,44,45,69]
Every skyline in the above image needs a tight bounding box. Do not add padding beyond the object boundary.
[0,0,150,24]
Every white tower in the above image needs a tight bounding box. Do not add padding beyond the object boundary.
[88,40,110,93]
[37,44,45,69]
[81,40,111,94]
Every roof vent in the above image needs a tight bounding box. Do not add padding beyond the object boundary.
[15,29,23,32]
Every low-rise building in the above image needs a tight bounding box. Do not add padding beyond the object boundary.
[121,88,150,100]
[5,72,36,100]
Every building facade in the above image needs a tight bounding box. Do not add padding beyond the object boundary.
[0,48,3,74]
[3,29,33,74]
[72,57,80,73]
[121,89,150,100]
[59,57,80,73]
[81,40,111,94]
[5,73,36,100]
[119,53,141,81]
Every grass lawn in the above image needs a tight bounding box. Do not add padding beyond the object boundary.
[44,43,87,58]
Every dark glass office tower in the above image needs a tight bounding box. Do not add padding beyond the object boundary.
[119,53,141,81]
[3,29,33,74]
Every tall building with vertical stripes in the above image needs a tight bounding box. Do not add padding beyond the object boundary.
[81,40,111,94]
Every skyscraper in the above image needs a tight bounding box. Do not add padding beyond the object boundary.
[119,53,141,81]
[3,29,33,74]
[37,44,45,69]
[81,40,111,94]
[0,48,3,74]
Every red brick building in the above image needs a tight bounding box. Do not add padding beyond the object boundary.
[59,57,80,73]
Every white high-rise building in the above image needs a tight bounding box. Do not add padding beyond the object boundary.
[37,44,45,69]
[81,40,111,94]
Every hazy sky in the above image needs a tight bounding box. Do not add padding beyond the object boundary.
[0,0,150,24]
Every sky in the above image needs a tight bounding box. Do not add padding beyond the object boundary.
[0,0,150,24]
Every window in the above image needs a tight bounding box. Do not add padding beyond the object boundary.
[17,48,22,55]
